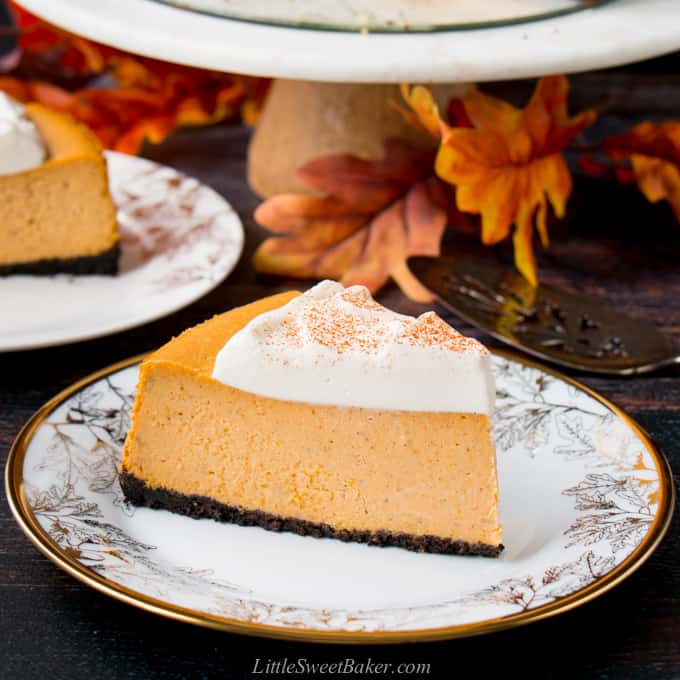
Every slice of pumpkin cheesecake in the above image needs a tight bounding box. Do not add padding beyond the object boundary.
[0,96,118,276]
[120,281,502,556]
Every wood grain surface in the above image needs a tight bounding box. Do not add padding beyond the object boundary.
[1,56,679,680]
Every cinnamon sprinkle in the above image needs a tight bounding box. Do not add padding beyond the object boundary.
[260,284,486,356]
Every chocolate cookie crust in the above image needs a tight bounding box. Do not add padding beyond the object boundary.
[0,242,119,276]
[119,471,503,558]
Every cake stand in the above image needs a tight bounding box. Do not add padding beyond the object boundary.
[17,0,680,195]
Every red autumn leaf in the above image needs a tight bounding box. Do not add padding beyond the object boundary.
[9,2,115,79]
[254,139,450,301]
[602,122,680,221]
[2,6,266,154]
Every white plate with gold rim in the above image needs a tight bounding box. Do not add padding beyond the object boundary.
[5,350,673,642]
[0,152,244,352]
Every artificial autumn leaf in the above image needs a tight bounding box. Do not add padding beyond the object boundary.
[254,139,450,300]
[396,84,444,140]
[602,122,680,221]
[1,7,265,154]
[1,67,247,155]
[8,2,115,83]
[405,76,596,286]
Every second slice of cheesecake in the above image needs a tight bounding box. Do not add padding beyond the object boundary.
[120,281,502,556]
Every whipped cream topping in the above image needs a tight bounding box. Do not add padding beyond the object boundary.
[0,93,47,175]
[212,281,495,413]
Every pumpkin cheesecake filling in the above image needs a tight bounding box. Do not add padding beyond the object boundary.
[121,282,503,556]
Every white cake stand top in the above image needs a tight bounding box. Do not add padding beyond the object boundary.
[17,0,680,82]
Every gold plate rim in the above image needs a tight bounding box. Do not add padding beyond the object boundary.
[5,349,675,644]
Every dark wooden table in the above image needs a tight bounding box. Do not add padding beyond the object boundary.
[2,58,679,679]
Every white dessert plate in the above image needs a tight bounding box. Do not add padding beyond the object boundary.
[6,350,673,642]
[0,152,244,352]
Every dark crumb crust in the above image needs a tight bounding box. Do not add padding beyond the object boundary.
[119,471,503,558]
[0,242,119,276]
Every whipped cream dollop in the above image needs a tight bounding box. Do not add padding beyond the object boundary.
[0,93,47,175]
[213,281,495,413]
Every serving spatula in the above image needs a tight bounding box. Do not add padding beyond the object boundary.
[408,255,678,375]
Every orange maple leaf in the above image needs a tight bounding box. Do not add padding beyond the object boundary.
[404,77,595,286]
[253,140,450,301]
[602,122,680,222]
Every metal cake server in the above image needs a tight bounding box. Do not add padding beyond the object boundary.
[408,255,679,375]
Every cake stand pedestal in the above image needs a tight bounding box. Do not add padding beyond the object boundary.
[17,0,680,195]
[248,81,467,196]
